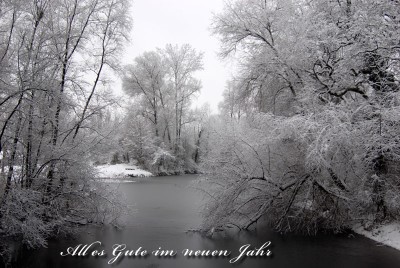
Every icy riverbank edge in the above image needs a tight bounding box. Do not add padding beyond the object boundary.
[94,163,153,178]
[93,163,201,179]
[353,222,400,251]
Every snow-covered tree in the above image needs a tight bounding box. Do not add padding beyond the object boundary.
[0,0,131,248]
[121,44,205,174]
[203,0,400,234]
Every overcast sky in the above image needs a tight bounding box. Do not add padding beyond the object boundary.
[122,0,230,113]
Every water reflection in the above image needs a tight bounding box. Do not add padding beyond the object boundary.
[6,175,400,268]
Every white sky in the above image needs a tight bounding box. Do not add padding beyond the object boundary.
[121,0,230,113]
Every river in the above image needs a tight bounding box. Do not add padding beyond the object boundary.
[5,175,400,267]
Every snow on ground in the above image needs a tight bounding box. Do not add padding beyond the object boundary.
[100,179,137,183]
[353,222,400,251]
[94,163,153,178]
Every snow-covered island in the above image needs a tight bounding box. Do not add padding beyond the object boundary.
[94,163,153,179]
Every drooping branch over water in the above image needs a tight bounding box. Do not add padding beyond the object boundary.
[200,0,400,234]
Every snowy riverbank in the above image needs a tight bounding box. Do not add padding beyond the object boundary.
[353,222,400,251]
[94,163,153,178]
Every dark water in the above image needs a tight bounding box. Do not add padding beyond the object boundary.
[5,175,400,268]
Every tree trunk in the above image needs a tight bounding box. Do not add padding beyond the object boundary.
[3,111,23,202]
[25,92,34,188]
[194,128,202,163]
[372,154,388,221]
